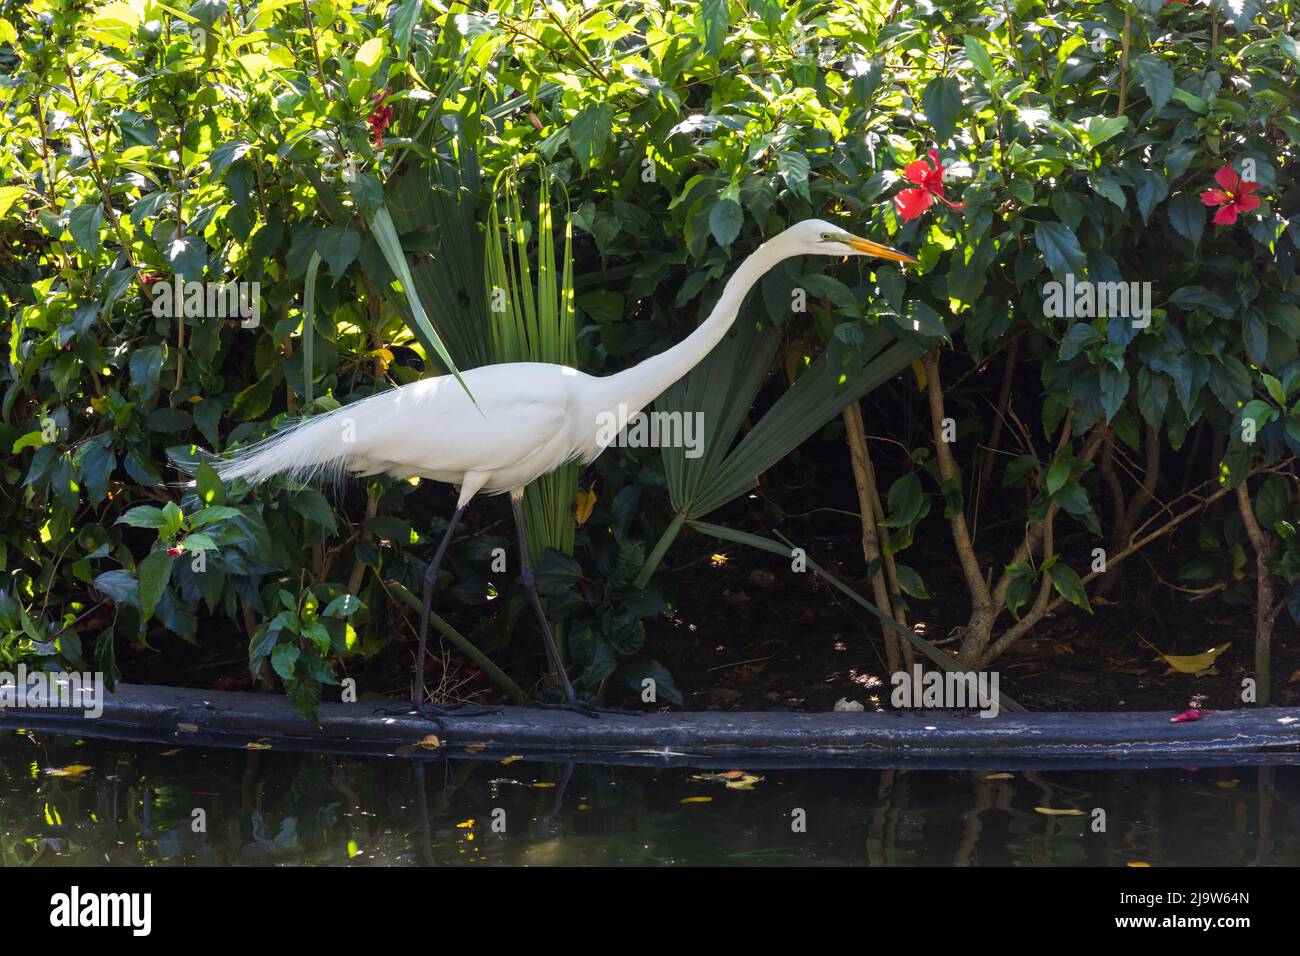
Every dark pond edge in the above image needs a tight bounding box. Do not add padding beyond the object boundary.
[3,682,1300,770]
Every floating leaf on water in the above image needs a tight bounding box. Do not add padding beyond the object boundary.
[414,735,441,750]
[464,742,487,753]
[680,796,713,804]
[177,723,199,733]
[44,764,92,779]
[455,819,475,828]
[985,772,1014,780]
[245,741,272,750]
[1034,807,1084,816]
[1126,861,1151,868]
[501,755,523,765]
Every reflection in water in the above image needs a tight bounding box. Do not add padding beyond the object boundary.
[2,731,1297,866]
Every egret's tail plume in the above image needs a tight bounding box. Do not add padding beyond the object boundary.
[213,408,353,487]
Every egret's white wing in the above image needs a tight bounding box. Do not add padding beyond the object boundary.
[342,364,576,487]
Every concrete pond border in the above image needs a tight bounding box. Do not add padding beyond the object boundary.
[2,683,1300,770]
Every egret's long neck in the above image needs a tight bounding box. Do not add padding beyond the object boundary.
[591,236,792,418]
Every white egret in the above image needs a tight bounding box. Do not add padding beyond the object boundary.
[214,218,918,716]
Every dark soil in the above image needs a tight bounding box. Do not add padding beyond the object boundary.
[614,520,1300,714]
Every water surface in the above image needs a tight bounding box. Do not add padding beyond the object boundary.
[2,731,1296,865]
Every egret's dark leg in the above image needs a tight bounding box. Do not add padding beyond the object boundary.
[412,506,465,713]
[509,491,583,710]
[509,492,642,719]
[539,762,575,836]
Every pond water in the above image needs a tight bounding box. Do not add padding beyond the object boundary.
[2,731,1298,866]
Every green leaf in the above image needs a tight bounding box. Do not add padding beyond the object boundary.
[1053,479,1091,516]
[1091,175,1127,210]
[188,505,245,527]
[0,185,26,219]
[271,644,300,680]
[117,506,168,528]
[138,550,174,623]
[1034,221,1086,276]
[68,204,104,254]
[1169,286,1232,319]
[696,0,729,57]
[1003,455,1039,488]
[354,36,385,78]
[882,472,926,528]
[165,236,206,279]
[93,570,139,607]
[1049,562,1091,612]
[1045,460,1070,495]
[196,462,223,506]
[389,0,421,59]
[78,435,116,507]
[187,0,226,27]
[316,227,361,278]
[1167,192,1205,248]
[776,151,811,198]
[708,198,743,247]
[894,564,930,600]
[324,594,362,618]
[623,659,683,706]
[1080,115,1129,150]
[1059,323,1103,360]
[921,76,962,143]
[290,489,338,534]
[1256,474,1292,529]
[1133,54,1174,111]
[1137,367,1170,429]
[231,370,280,420]
[963,36,995,80]
[569,102,614,170]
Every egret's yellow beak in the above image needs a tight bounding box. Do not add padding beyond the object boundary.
[843,234,920,264]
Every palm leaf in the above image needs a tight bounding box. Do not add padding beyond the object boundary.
[385,144,492,370]
[484,170,577,562]
[301,251,322,408]
[368,204,473,402]
[634,313,956,586]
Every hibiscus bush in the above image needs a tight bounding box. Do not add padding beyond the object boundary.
[1,0,1297,713]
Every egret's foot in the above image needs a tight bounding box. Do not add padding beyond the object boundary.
[529,696,645,719]
[373,702,502,719]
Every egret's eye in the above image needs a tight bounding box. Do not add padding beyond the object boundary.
[820,233,833,241]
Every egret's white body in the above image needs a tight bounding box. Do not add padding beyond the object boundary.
[215,220,915,505]
[213,219,917,712]
[219,362,608,501]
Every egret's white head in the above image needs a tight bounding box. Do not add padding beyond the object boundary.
[778,218,919,264]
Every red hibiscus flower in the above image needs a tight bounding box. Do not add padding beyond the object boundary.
[166,545,184,558]
[367,88,394,149]
[1200,165,1261,225]
[894,150,964,222]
